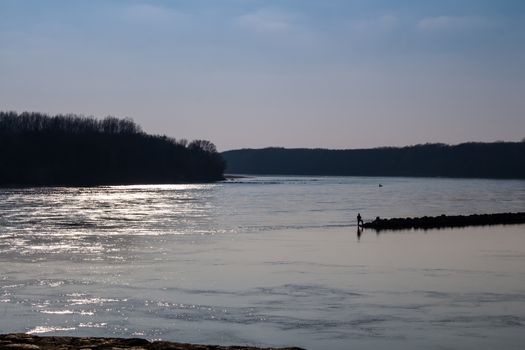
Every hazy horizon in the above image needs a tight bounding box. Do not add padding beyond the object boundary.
[1,0,524,151]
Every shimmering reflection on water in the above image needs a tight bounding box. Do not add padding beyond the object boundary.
[1,177,525,349]
[0,184,222,261]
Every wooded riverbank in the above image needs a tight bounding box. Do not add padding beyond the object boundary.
[0,111,225,186]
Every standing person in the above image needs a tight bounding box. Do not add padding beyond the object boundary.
[357,213,363,227]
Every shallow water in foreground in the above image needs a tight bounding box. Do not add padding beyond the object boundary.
[1,176,524,349]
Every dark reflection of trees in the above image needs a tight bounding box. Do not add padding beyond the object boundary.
[0,112,225,186]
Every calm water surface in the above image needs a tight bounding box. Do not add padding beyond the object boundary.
[1,176,524,349]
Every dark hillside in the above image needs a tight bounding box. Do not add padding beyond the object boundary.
[222,142,525,179]
[0,111,225,186]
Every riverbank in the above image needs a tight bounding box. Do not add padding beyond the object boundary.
[0,334,304,350]
[222,143,525,179]
[0,112,226,187]
[361,212,525,230]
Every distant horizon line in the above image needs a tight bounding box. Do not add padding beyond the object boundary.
[221,140,525,153]
[3,110,523,153]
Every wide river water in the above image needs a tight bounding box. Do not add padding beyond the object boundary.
[1,176,524,349]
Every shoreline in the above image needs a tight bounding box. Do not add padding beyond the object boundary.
[361,212,525,231]
[0,178,226,189]
[0,333,304,350]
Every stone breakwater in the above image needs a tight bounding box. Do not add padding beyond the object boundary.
[361,212,525,231]
[0,334,305,350]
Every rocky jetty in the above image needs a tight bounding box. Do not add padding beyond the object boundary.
[361,212,525,231]
[0,334,305,350]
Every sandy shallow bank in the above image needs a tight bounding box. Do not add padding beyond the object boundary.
[0,334,304,350]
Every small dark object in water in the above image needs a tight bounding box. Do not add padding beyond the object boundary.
[378,184,383,187]
[361,212,525,231]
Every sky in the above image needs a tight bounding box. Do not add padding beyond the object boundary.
[1,0,524,151]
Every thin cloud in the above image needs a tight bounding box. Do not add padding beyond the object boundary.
[417,15,495,33]
[350,15,399,35]
[237,9,294,34]
[123,3,183,23]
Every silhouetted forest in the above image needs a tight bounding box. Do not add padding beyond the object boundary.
[222,142,525,179]
[0,111,225,186]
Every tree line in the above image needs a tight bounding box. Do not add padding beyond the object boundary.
[0,111,225,186]
[222,142,525,179]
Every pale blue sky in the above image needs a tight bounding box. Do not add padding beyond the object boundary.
[1,0,524,150]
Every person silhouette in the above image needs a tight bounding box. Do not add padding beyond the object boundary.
[357,213,363,227]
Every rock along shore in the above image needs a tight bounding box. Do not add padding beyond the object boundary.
[0,334,305,350]
[361,212,525,231]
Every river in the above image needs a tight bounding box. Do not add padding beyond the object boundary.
[1,176,524,349]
